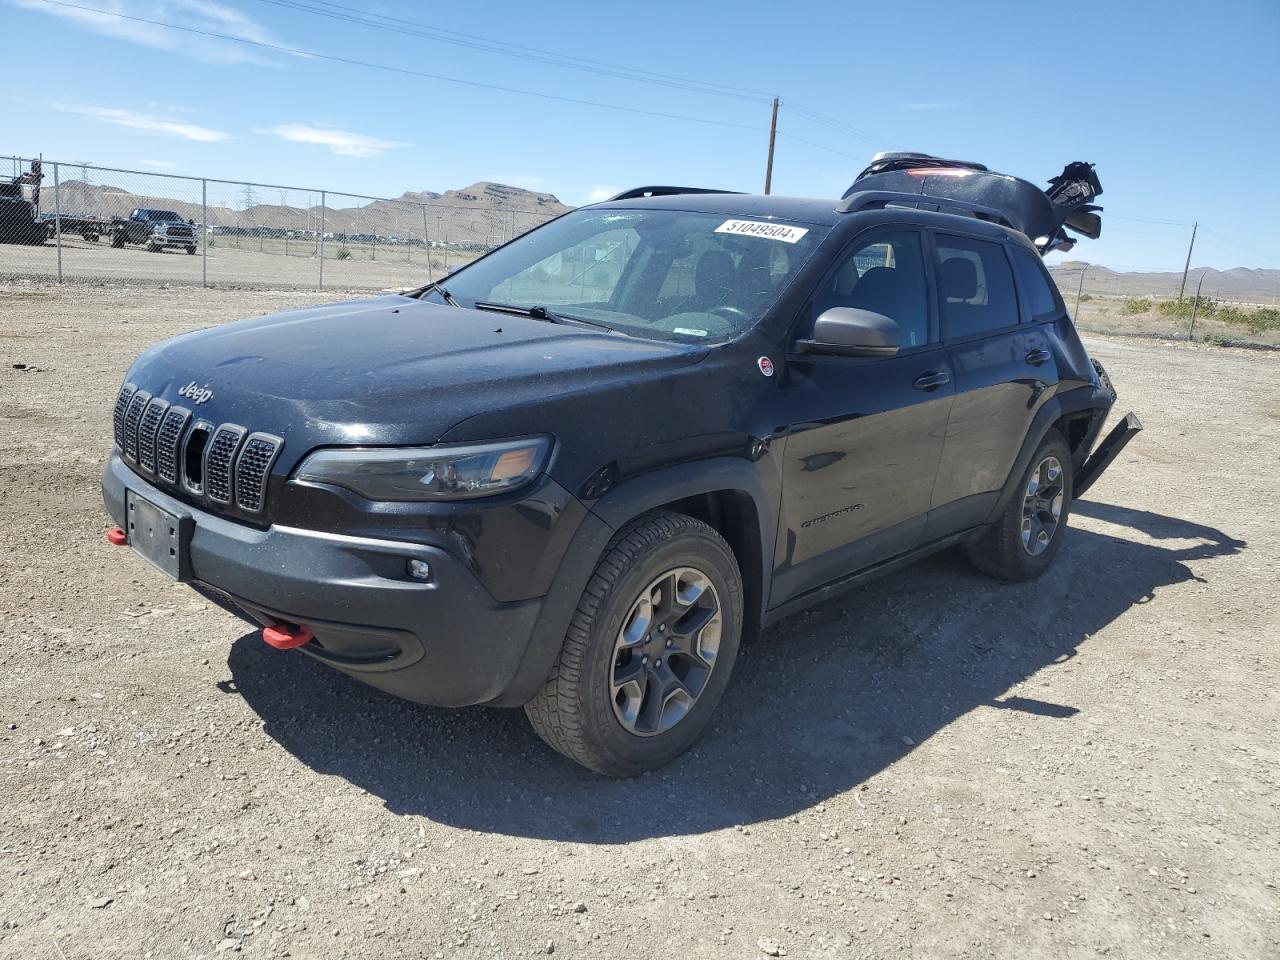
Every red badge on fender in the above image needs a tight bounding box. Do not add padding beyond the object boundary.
[757,356,774,377]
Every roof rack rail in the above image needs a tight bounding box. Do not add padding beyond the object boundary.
[605,186,741,202]
[837,190,1014,228]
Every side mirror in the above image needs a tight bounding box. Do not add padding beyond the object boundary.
[796,307,900,358]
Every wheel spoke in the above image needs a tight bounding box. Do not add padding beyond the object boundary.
[609,565,724,738]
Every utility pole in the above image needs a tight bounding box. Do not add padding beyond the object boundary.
[1188,272,1205,342]
[764,97,779,195]
[1178,221,1198,301]
[1074,266,1086,319]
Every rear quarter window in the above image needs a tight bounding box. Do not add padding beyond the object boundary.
[1010,246,1063,321]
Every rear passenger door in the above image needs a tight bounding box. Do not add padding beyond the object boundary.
[928,233,1060,533]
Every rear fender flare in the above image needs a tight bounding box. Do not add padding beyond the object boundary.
[987,386,1109,523]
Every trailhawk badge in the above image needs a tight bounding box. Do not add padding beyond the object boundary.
[757,356,775,377]
[178,381,214,404]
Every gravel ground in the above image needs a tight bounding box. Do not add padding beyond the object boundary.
[0,238,456,292]
[2,281,1277,960]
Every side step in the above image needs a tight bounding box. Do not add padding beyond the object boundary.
[1074,412,1143,497]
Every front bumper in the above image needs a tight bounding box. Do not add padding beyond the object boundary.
[102,453,551,706]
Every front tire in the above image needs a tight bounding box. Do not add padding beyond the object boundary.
[525,510,743,776]
[965,429,1073,581]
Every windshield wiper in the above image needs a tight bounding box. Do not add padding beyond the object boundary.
[420,281,459,307]
[473,302,614,332]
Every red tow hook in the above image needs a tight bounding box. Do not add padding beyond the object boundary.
[107,526,128,546]
[262,623,314,650]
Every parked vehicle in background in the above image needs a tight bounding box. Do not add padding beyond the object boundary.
[111,208,198,254]
[102,154,1140,776]
[0,179,47,245]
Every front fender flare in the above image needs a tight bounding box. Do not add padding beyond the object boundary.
[492,454,780,707]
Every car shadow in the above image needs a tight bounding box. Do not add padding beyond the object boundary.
[225,501,1244,842]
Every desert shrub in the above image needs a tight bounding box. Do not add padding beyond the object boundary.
[336,245,352,260]
[1217,306,1280,335]
[1157,296,1216,320]
[1077,292,1092,302]
[1119,297,1152,316]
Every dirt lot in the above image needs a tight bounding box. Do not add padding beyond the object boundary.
[1,281,1278,960]
[0,238,467,292]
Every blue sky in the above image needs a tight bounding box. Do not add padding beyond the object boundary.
[2,0,1277,272]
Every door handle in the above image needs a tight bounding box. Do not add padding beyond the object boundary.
[1025,348,1051,366]
[913,371,950,391]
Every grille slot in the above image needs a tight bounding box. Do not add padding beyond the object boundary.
[112,383,137,450]
[203,424,246,505]
[136,398,170,474]
[234,433,283,513]
[122,390,151,461]
[155,406,192,484]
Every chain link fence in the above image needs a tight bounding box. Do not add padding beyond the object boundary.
[1050,265,1280,350]
[0,155,567,291]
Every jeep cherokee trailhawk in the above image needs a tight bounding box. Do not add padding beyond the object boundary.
[103,153,1141,775]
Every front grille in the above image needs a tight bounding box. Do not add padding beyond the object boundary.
[112,384,284,516]
[136,397,170,474]
[155,406,191,483]
[113,383,137,449]
[122,390,151,461]
[203,425,246,504]
[234,433,283,513]
[167,226,194,239]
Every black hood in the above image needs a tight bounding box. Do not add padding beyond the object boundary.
[125,295,706,471]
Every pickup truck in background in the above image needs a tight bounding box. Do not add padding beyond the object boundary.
[111,208,198,254]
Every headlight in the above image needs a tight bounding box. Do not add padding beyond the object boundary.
[294,437,551,502]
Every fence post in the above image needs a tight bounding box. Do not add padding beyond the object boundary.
[52,162,62,284]
[421,204,433,282]
[318,190,326,291]
[201,179,208,288]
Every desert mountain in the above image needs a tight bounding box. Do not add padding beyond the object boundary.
[44,178,571,245]
[1049,261,1280,304]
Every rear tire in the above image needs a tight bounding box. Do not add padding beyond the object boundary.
[966,430,1073,582]
[525,510,743,777]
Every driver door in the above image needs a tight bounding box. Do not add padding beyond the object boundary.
[771,228,954,606]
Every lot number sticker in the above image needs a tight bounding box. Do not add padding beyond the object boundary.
[715,219,809,244]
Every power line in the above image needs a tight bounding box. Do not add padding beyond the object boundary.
[776,131,863,162]
[784,101,887,147]
[34,0,767,134]
[254,0,772,104]
[1198,226,1280,266]
[256,0,898,151]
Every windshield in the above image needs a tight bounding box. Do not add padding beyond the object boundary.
[145,210,182,222]
[423,208,830,342]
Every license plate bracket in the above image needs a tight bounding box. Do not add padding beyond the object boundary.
[125,490,193,581]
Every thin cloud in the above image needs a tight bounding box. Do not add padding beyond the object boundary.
[140,159,177,169]
[12,0,281,64]
[587,185,622,203]
[902,100,963,111]
[54,103,231,142]
[263,123,407,158]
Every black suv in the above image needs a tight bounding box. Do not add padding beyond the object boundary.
[103,154,1140,775]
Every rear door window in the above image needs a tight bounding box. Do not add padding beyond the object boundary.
[936,236,1019,339]
[1009,245,1063,321]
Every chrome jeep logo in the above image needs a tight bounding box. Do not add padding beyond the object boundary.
[178,381,214,405]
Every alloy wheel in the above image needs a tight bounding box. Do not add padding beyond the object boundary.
[1021,455,1065,556]
[610,567,722,737]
